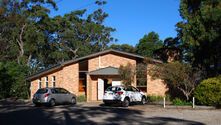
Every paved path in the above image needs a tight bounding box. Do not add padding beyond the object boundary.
[0,102,220,125]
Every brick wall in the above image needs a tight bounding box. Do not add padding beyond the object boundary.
[146,64,168,96]
[87,53,137,101]
[30,63,79,98]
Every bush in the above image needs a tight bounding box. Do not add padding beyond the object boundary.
[0,62,29,99]
[77,95,86,102]
[147,95,170,102]
[194,76,221,107]
[172,98,192,106]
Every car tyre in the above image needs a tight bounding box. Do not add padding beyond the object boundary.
[49,99,56,107]
[122,98,130,107]
[34,103,41,107]
[104,102,111,106]
[71,97,76,105]
[141,96,146,105]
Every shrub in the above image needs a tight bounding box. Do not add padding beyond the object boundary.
[0,62,29,99]
[172,98,192,106]
[147,95,170,102]
[194,76,221,107]
[77,95,86,102]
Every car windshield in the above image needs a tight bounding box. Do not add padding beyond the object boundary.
[105,86,121,92]
[36,88,48,94]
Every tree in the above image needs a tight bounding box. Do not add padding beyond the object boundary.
[109,44,136,53]
[136,31,163,57]
[153,37,182,62]
[148,61,202,101]
[136,63,147,86]
[0,0,116,99]
[177,0,221,77]
[0,0,57,68]
[118,63,135,86]
[0,62,29,99]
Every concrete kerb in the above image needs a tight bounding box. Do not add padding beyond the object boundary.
[163,105,216,110]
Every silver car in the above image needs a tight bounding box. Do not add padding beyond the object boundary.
[32,88,76,106]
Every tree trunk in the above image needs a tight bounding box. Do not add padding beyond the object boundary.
[16,24,26,64]
[27,54,32,67]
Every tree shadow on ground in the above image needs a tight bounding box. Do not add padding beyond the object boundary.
[0,103,205,125]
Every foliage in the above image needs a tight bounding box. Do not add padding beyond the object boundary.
[0,0,116,70]
[0,0,116,99]
[153,37,182,62]
[149,61,202,101]
[172,98,192,106]
[118,63,135,86]
[77,95,86,102]
[136,31,163,57]
[0,62,29,99]
[136,63,147,86]
[109,44,135,53]
[147,95,164,102]
[177,0,221,76]
[194,76,221,107]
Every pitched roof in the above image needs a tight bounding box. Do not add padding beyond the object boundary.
[27,49,161,81]
[88,66,119,75]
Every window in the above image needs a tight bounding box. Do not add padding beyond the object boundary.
[45,76,48,88]
[38,79,42,89]
[55,88,69,94]
[52,76,56,87]
[36,88,48,94]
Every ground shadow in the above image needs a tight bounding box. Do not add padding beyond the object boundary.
[0,102,206,125]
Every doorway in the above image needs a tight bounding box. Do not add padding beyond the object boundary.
[97,78,111,100]
[104,79,111,91]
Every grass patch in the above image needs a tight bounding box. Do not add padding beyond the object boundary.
[76,95,86,102]
[172,98,192,106]
[147,95,170,102]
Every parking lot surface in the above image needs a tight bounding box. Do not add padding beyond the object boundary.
[0,102,220,125]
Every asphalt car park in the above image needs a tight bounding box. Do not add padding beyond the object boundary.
[0,101,221,125]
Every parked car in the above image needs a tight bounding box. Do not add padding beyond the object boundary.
[103,85,147,107]
[32,87,76,107]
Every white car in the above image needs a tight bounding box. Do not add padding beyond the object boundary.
[103,85,147,107]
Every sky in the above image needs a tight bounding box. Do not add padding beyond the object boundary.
[50,0,182,46]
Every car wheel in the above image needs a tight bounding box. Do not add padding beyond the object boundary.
[104,102,111,106]
[49,99,56,107]
[34,103,41,107]
[122,98,130,107]
[141,97,146,105]
[71,97,76,105]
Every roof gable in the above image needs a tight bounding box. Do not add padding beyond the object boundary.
[27,49,161,81]
[89,66,119,75]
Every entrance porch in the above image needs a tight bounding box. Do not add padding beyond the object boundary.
[86,67,122,101]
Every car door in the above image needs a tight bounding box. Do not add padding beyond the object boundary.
[132,87,142,102]
[126,86,135,102]
[60,88,72,103]
[54,88,64,104]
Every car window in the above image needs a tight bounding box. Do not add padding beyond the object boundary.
[36,88,48,94]
[132,87,139,92]
[106,86,118,92]
[51,89,56,94]
[54,88,61,94]
[125,86,133,91]
[59,88,69,94]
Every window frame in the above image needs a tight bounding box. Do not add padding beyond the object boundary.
[52,76,56,88]
[38,79,42,89]
[45,76,48,88]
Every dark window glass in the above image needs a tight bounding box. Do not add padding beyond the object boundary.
[36,88,48,94]
[132,87,138,92]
